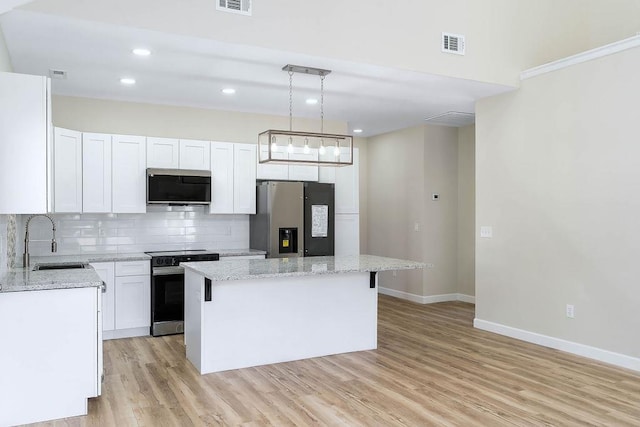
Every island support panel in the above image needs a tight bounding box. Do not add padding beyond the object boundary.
[185,269,378,374]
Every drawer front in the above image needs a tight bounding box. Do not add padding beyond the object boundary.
[115,261,149,277]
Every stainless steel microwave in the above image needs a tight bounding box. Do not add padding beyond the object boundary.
[146,168,211,205]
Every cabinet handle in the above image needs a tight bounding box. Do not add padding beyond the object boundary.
[204,278,212,302]
[101,281,107,293]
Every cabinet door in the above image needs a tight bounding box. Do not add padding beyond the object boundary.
[210,141,234,214]
[115,275,150,329]
[112,135,146,213]
[335,213,360,255]
[233,143,257,214]
[53,127,83,213]
[288,147,319,182]
[0,72,49,214]
[147,137,179,169]
[335,147,359,214]
[90,262,115,332]
[82,133,112,213]
[179,139,211,170]
[256,145,288,180]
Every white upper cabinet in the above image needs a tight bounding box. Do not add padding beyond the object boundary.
[210,142,234,214]
[147,138,210,170]
[210,142,256,214]
[0,72,50,214]
[288,147,319,182]
[82,133,112,213]
[256,146,319,182]
[256,145,289,180]
[179,139,210,170]
[233,143,257,214]
[53,127,83,213]
[112,135,146,213]
[146,137,179,169]
[335,147,359,214]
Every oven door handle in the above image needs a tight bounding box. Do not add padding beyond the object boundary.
[152,266,185,276]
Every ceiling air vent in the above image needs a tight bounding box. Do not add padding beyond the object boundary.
[424,111,475,127]
[217,0,252,16]
[442,32,465,55]
[49,69,67,79]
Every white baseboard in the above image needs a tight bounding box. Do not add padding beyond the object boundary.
[378,287,475,305]
[474,319,640,373]
[456,294,476,304]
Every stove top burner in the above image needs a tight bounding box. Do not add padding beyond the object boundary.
[145,249,220,267]
[145,249,209,257]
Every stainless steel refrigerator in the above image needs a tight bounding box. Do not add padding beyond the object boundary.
[250,181,335,258]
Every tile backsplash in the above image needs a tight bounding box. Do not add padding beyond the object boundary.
[15,208,249,262]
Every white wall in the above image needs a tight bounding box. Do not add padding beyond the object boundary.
[53,95,347,142]
[367,124,463,299]
[457,125,475,297]
[21,0,640,87]
[475,46,640,360]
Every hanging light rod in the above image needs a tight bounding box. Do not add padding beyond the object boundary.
[282,64,332,77]
[258,64,353,167]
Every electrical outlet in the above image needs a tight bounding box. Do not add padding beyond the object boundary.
[480,226,493,238]
[566,304,575,318]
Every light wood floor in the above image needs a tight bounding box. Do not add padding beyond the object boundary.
[27,296,640,426]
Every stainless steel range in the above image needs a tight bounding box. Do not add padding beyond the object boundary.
[146,249,219,337]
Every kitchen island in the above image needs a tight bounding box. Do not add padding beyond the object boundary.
[182,255,424,374]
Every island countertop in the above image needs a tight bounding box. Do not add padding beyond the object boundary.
[181,254,425,282]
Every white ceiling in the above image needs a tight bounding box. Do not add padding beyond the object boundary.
[0,9,515,137]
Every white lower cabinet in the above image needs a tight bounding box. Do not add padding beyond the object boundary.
[115,275,150,329]
[335,213,360,256]
[91,260,150,339]
[91,262,115,332]
[0,286,101,426]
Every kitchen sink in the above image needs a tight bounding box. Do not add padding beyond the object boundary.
[33,263,89,271]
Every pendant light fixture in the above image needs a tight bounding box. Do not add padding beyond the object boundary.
[258,64,354,166]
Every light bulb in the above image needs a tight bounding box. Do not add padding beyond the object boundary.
[287,138,294,153]
[271,136,277,152]
[303,138,310,154]
[319,141,326,155]
[333,146,340,156]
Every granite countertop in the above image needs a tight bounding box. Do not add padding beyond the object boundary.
[217,249,267,257]
[0,267,103,293]
[182,255,425,282]
[30,252,151,266]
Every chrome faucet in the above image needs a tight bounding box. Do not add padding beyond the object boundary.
[23,214,57,267]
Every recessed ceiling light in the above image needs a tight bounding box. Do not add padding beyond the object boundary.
[353,129,363,134]
[132,48,151,56]
[305,98,318,105]
[222,88,236,95]
[120,78,136,85]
